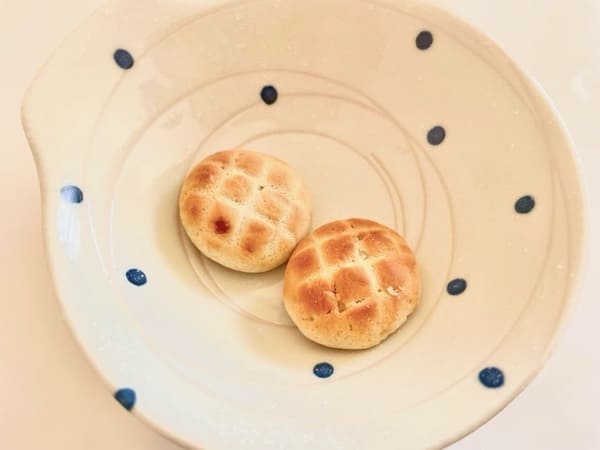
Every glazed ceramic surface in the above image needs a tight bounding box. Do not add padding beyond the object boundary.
[21,0,585,449]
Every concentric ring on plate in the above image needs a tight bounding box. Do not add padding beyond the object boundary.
[176,84,448,335]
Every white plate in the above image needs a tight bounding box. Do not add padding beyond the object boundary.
[21,0,585,448]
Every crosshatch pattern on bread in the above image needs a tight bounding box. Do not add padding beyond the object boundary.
[284,218,421,349]
[179,150,312,273]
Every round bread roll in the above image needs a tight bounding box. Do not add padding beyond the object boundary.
[283,218,421,349]
[179,150,312,273]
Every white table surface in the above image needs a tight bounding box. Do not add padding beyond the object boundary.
[1,1,599,449]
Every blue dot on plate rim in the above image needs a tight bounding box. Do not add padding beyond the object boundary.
[447,278,467,296]
[60,185,83,203]
[416,30,434,50]
[515,195,536,214]
[260,85,278,105]
[479,367,505,388]
[114,388,136,411]
[427,125,446,145]
[126,268,147,286]
[313,362,334,378]
[113,48,134,69]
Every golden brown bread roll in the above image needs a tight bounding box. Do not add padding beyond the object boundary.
[283,218,421,349]
[179,150,312,273]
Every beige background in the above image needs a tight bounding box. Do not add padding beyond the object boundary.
[1,0,599,449]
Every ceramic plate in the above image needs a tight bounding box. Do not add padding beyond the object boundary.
[22,0,585,448]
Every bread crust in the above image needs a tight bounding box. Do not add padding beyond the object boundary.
[283,219,421,349]
[180,150,312,273]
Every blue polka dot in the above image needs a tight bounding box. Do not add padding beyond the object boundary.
[515,195,535,214]
[126,269,147,286]
[114,388,136,411]
[60,185,83,203]
[479,367,504,388]
[260,85,278,105]
[113,49,134,69]
[416,31,433,50]
[313,362,334,378]
[447,278,467,296]
[427,126,446,145]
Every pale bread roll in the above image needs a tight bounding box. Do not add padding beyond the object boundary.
[283,218,421,349]
[179,150,312,273]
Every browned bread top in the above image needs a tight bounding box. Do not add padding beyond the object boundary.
[180,150,312,273]
[283,218,420,349]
